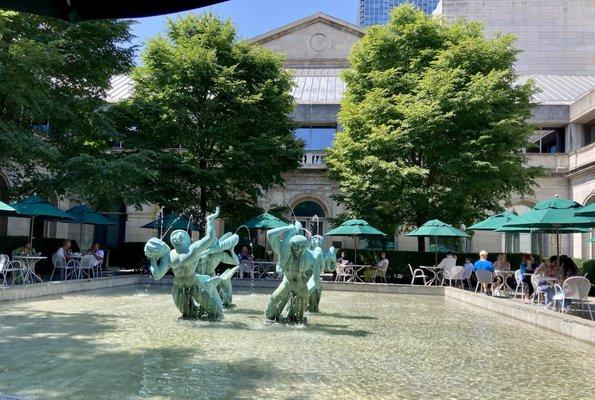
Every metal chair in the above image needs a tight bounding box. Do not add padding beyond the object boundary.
[442,265,464,288]
[552,276,593,320]
[78,255,95,279]
[474,270,493,293]
[1,255,26,285]
[50,253,78,281]
[372,263,388,283]
[513,269,525,298]
[408,263,427,286]
[335,263,354,282]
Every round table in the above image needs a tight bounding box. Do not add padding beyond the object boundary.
[420,266,443,286]
[493,269,516,297]
[12,255,47,283]
[346,265,369,283]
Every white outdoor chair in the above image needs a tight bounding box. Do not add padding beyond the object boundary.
[408,264,427,286]
[531,274,548,306]
[78,255,95,279]
[1,255,27,285]
[461,264,474,289]
[474,270,493,293]
[513,269,525,298]
[238,259,255,279]
[442,265,464,288]
[0,254,10,285]
[93,259,104,278]
[50,253,78,281]
[372,263,388,283]
[335,263,354,282]
[552,276,593,320]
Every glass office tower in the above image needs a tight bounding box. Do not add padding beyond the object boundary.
[359,0,440,26]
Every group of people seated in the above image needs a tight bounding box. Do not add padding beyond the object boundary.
[54,239,105,268]
[336,251,389,281]
[442,250,581,309]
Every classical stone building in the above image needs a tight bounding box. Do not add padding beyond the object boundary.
[1,7,593,260]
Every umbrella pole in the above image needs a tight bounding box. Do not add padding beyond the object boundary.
[29,215,35,248]
[556,225,561,268]
[434,237,438,267]
[80,223,84,251]
[355,236,358,265]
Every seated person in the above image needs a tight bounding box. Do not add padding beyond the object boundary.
[462,257,474,283]
[337,251,352,266]
[88,242,105,267]
[437,252,456,273]
[534,256,560,305]
[555,255,580,311]
[364,252,389,281]
[237,246,253,263]
[473,250,494,293]
[56,239,73,260]
[493,254,510,271]
[492,253,511,292]
[13,242,36,256]
[519,254,539,302]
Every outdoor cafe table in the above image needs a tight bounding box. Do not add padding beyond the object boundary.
[12,255,46,283]
[493,269,516,297]
[420,266,443,286]
[346,265,369,283]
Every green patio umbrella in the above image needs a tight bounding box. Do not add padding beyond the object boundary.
[0,200,17,216]
[468,211,518,231]
[406,219,470,266]
[65,205,115,248]
[242,212,287,229]
[502,197,595,263]
[241,212,287,261]
[575,202,595,218]
[9,195,76,246]
[142,213,201,236]
[325,219,386,264]
[0,0,228,22]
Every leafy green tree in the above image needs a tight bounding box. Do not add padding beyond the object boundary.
[116,14,302,230]
[325,5,542,250]
[0,11,137,206]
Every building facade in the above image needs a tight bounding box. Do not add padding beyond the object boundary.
[1,4,594,260]
[359,0,440,26]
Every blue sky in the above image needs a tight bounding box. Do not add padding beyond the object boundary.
[131,0,359,58]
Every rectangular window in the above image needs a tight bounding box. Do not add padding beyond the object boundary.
[295,126,336,150]
[584,122,595,146]
[527,128,565,153]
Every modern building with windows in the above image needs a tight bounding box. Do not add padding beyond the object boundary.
[359,0,440,26]
[1,3,594,260]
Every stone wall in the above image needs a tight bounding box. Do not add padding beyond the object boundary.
[439,0,595,75]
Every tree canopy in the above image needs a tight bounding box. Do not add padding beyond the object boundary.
[0,11,137,204]
[114,14,302,229]
[325,5,542,250]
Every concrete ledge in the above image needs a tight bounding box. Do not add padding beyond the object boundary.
[0,275,141,302]
[444,287,595,344]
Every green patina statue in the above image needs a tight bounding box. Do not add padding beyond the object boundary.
[307,235,337,313]
[265,222,336,323]
[196,232,240,308]
[144,208,229,320]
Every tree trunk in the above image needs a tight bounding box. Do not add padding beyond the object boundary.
[417,236,425,252]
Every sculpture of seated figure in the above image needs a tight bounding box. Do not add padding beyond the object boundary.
[196,232,240,308]
[307,235,337,313]
[144,208,224,320]
[265,222,333,324]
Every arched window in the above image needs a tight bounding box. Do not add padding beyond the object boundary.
[293,200,326,236]
[294,200,326,218]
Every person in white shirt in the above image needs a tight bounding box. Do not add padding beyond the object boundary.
[56,240,72,260]
[89,242,105,267]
